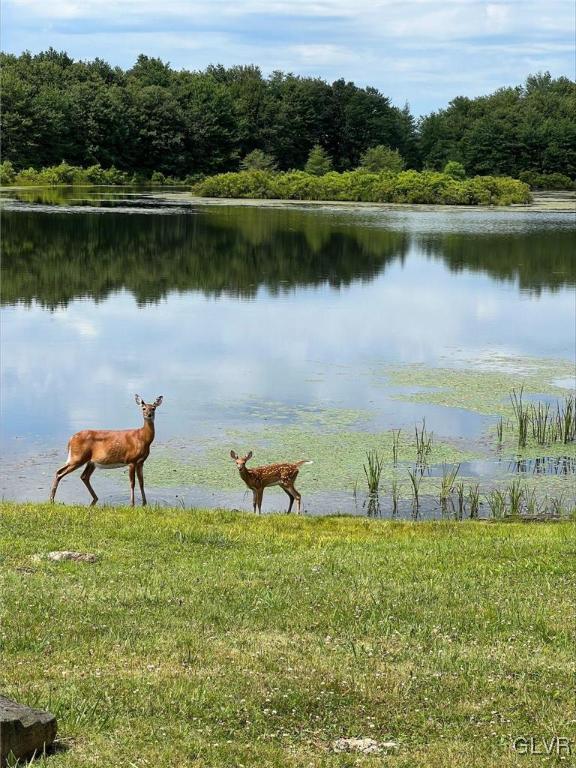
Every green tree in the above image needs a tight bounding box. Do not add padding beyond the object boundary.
[240,149,277,171]
[305,144,332,175]
[359,145,404,172]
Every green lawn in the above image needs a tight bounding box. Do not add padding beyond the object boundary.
[1,503,574,767]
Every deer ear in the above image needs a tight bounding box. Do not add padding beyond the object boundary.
[154,396,163,407]
[245,451,253,461]
[135,394,142,405]
[230,450,238,460]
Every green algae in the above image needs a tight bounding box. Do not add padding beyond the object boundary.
[146,424,478,492]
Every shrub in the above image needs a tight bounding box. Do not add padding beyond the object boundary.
[443,160,466,180]
[304,145,333,176]
[150,170,166,185]
[0,160,16,185]
[194,169,531,206]
[518,171,574,190]
[359,145,404,173]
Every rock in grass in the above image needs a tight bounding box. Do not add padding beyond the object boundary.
[46,551,97,563]
[331,737,398,754]
[0,695,57,766]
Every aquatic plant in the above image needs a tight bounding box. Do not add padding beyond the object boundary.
[486,489,506,519]
[363,449,385,495]
[455,481,466,520]
[557,394,576,443]
[415,419,433,468]
[496,416,504,445]
[507,479,525,516]
[391,429,401,466]
[439,463,460,513]
[407,467,422,517]
[510,387,530,448]
[391,475,401,516]
[468,484,480,519]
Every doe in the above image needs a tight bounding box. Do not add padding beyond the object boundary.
[50,395,163,507]
[230,450,312,514]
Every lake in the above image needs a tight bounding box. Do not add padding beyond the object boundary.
[1,188,575,516]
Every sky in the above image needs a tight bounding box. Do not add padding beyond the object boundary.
[2,0,574,115]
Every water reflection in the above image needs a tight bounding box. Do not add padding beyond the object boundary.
[1,203,574,308]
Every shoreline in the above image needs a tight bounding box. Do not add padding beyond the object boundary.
[157,189,576,213]
[1,185,574,212]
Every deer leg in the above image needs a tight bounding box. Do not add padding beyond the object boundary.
[50,461,85,502]
[136,462,147,506]
[286,483,302,514]
[281,486,295,513]
[252,489,258,513]
[80,462,98,506]
[257,489,264,514]
[128,464,136,507]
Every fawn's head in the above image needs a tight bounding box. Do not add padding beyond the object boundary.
[135,394,163,421]
[230,450,253,470]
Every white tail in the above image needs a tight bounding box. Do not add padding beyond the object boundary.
[50,395,163,507]
[230,451,312,514]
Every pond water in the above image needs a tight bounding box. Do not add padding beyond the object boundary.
[1,187,575,516]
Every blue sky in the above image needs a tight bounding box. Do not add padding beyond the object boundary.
[2,0,574,115]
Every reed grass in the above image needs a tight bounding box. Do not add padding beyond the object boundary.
[414,419,433,468]
[510,387,529,448]
[486,489,506,519]
[468,484,480,519]
[407,467,422,517]
[508,479,525,516]
[392,429,401,466]
[363,449,385,495]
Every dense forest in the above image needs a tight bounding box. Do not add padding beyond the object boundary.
[1,49,575,180]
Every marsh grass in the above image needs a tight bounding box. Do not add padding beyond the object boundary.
[510,387,529,448]
[391,429,401,466]
[414,419,433,469]
[363,449,384,495]
[439,463,460,513]
[0,503,574,768]
[467,483,480,519]
[486,488,507,519]
[407,467,422,517]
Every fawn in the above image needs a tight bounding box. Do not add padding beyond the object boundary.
[230,450,312,514]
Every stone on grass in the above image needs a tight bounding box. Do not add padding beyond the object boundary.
[331,737,398,754]
[0,695,57,766]
[47,551,97,563]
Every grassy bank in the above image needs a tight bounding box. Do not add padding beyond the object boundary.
[192,169,531,206]
[1,503,574,766]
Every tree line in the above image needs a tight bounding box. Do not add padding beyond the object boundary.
[1,49,574,182]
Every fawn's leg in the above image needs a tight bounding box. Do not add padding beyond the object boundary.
[257,489,264,514]
[286,483,302,513]
[281,486,295,513]
[80,462,98,506]
[252,489,258,513]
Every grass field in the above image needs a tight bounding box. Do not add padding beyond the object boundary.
[1,503,574,766]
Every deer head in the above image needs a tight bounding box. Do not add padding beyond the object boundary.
[230,450,253,470]
[135,394,163,421]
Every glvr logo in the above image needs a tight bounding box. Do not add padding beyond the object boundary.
[513,737,573,755]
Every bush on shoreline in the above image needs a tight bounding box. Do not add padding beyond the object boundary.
[518,170,575,190]
[193,169,532,206]
[0,160,191,187]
